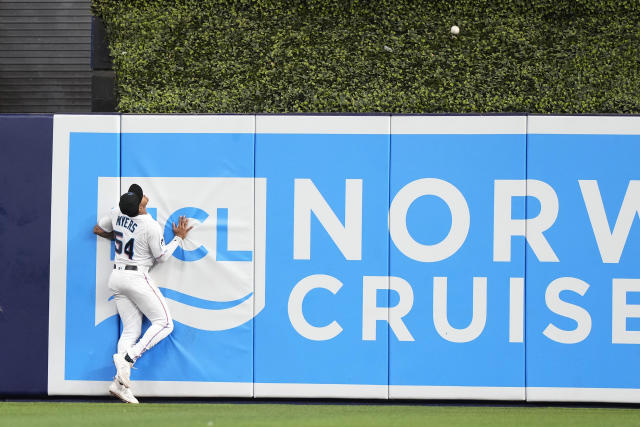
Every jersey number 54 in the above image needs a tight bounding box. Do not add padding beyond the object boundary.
[114,231,135,260]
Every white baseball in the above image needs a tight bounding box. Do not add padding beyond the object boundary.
[450,25,460,35]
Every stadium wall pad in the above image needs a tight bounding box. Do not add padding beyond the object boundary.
[0,115,52,395]
[2,114,640,403]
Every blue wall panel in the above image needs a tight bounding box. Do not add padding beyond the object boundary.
[388,126,526,399]
[0,114,53,394]
[119,130,255,391]
[254,124,390,397]
[63,132,121,381]
[526,131,640,398]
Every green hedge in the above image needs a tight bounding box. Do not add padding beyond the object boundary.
[93,0,640,113]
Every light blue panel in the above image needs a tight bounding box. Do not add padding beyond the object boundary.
[65,132,120,380]
[389,134,526,389]
[121,132,254,382]
[526,134,640,389]
[122,133,251,177]
[254,133,390,386]
[65,130,255,384]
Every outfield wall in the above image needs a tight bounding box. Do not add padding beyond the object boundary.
[0,115,52,395]
[2,114,640,402]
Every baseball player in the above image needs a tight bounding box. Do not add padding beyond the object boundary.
[94,184,192,404]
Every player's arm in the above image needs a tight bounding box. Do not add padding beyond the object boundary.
[93,224,115,240]
[149,216,193,263]
[94,212,115,240]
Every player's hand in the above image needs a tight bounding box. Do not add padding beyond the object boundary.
[172,215,194,239]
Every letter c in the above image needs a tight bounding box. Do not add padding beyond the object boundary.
[288,274,343,341]
[163,207,209,261]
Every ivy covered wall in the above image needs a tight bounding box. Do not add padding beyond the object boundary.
[93,0,640,113]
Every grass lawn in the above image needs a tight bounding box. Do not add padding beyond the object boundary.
[1,401,639,427]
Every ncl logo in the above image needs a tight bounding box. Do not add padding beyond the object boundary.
[95,177,266,331]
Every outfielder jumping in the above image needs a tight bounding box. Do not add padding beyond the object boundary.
[94,184,192,404]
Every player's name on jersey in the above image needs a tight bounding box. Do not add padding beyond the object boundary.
[116,215,138,233]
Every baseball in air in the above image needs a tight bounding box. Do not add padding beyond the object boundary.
[450,25,460,35]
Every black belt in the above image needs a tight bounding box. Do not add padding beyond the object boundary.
[114,264,137,271]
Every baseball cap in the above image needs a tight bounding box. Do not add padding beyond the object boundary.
[128,184,143,203]
[119,192,140,217]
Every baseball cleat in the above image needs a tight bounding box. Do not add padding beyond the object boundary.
[108,380,139,404]
[113,353,132,388]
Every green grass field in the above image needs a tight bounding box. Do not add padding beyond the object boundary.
[1,402,640,427]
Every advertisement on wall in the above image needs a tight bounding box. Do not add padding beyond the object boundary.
[47,114,640,401]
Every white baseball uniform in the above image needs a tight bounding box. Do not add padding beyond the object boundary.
[98,208,182,362]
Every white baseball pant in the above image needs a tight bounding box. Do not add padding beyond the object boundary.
[108,268,174,361]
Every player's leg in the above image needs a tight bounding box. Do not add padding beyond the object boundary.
[113,294,143,354]
[108,270,139,389]
[125,272,174,362]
